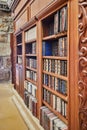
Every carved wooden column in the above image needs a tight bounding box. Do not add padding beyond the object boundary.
[78,0,87,130]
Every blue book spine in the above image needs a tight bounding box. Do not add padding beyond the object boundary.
[42,41,52,56]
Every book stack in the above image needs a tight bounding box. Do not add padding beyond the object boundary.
[40,106,67,130]
[26,58,37,69]
[24,80,37,98]
[43,74,67,95]
[54,6,67,34]
[25,26,37,42]
[24,81,37,117]
[43,88,67,117]
[43,59,67,76]
[25,42,36,54]
[42,5,67,37]
[26,70,37,81]
[42,37,67,57]
[53,118,67,130]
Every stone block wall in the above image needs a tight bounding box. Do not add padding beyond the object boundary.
[0,11,13,82]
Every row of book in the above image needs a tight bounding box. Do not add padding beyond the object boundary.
[16,33,22,44]
[25,42,36,54]
[43,74,67,95]
[43,59,67,76]
[54,6,67,34]
[40,106,67,130]
[24,80,37,98]
[26,58,37,69]
[43,88,67,117]
[24,89,37,117]
[42,37,67,57]
[43,6,67,37]
[26,70,37,82]
[25,26,37,42]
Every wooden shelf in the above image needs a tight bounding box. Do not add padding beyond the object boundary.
[26,66,37,72]
[26,78,37,85]
[17,55,22,57]
[42,100,68,124]
[43,85,68,102]
[43,32,67,41]
[25,54,37,57]
[43,56,67,60]
[25,38,36,44]
[43,70,68,81]
[17,43,22,46]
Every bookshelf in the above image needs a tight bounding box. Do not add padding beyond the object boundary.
[16,33,22,64]
[24,25,38,118]
[12,0,79,129]
[40,3,68,130]
[16,32,24,98]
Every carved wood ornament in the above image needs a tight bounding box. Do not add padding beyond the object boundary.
[78,0,87,130]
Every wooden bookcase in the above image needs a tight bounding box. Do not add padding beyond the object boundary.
[12,0,79,130]
[24,24,38,117]
[39,2,68,129]
[16,32,24,98]
[16,33,22,64]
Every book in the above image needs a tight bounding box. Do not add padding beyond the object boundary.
[32,42,36,54]
[40,106,47,126]
[52,40,58,56]
[54,11,60,34]
[42,41,52,56]
[48,59,51,72]
[43,108,51,129]
[48,114,57,130]
[53,118,67,130]
[27,26,37,41]
[59,6,67,32]
[56,96,61,113]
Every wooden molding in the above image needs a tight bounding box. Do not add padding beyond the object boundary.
[36,0,67,20]
[11,0,20,12]
[78,0,87,130]
[13,0,30,20]
[15,0,67,32]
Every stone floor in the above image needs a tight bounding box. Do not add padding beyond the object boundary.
[0,83,44,130]
[0,83,28,130]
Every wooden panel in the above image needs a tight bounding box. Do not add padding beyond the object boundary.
[10,33,16,87]
[30,0,52,18]
[68,0,79,130]
[16,10,28,31]
[14,0,28,16]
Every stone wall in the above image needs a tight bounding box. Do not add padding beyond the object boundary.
[0,11,13,82]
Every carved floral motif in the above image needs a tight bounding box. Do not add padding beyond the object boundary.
[78,0,87,130]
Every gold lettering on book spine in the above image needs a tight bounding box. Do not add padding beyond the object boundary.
[78,0,87,129]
